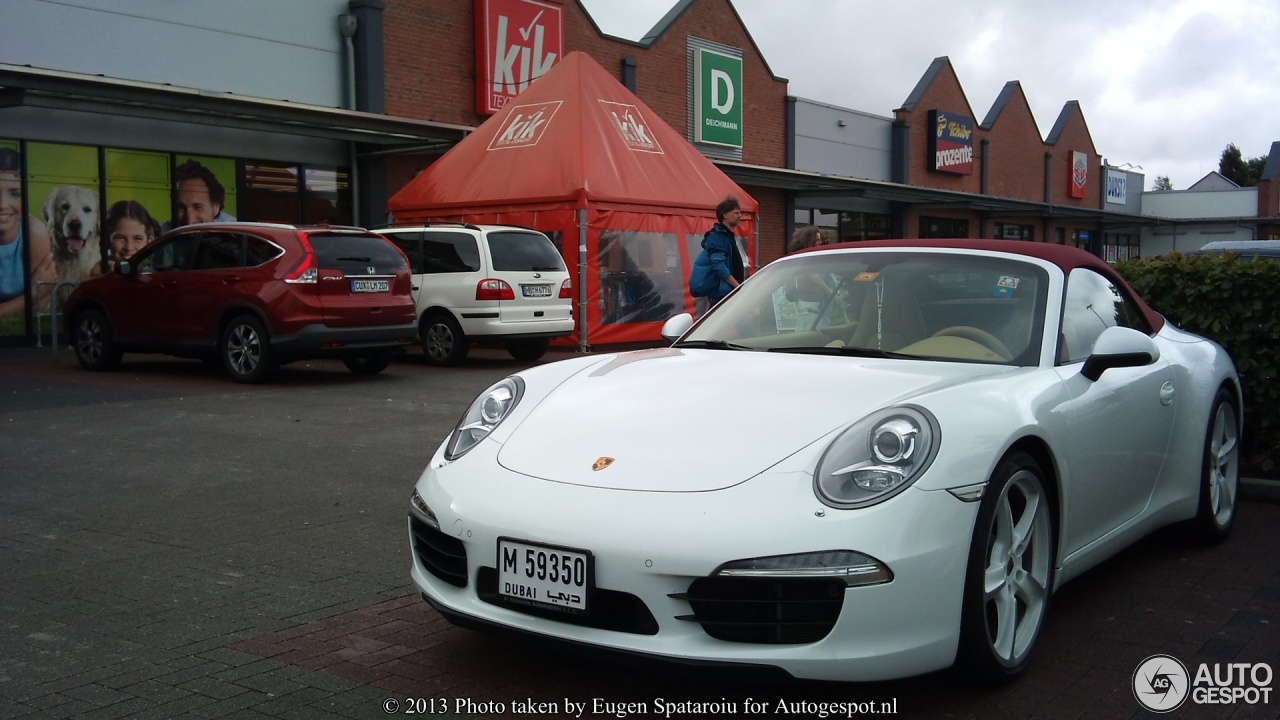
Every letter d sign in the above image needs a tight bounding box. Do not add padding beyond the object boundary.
[695,48,743,148]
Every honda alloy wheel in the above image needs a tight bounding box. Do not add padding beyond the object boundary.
[72,309,122,371]
[222,315,276,384]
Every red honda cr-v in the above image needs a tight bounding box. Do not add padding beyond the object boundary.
[65,222,418,383]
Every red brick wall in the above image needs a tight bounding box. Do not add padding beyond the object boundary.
[382,0,786,170]
[894,60,981,194]
[984,85,1046,203]
[1047,106,1100,208]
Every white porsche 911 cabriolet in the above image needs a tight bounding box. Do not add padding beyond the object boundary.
[407,239,1241,683]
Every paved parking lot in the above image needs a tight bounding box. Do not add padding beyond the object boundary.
[1,346,1277,719]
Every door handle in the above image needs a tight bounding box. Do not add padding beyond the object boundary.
[222,276,241,284]
[1159,381,1175,406]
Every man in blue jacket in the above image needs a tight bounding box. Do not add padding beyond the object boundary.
[688,196,744,316]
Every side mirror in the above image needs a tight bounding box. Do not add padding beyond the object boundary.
[116,259,134,276]
[1081,325,1160,381]
[660,313,693,344]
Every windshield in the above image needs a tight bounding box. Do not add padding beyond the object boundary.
[682,250,1048,366]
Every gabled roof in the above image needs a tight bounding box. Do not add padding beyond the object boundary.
[1045,100,1090,147]
[1263,141,1280,181]
[897,57,948,113]
[979,81,1040,134]
[386,51,757,216]
[1187,171,1241,191]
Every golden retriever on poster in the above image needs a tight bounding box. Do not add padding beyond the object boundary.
[42,185,102,284]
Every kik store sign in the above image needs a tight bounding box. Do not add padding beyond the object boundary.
[694,48,743,148]
[475,0,563,115]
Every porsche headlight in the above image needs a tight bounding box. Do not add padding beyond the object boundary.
[444,376,525,459]
[815,406,940,508]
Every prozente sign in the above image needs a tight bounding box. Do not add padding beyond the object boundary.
[694,48,743,148]
[475,0,563,115]
[928,110,974,174]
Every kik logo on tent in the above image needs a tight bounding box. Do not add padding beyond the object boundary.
[599,101,664,154]
[488,101,563,150]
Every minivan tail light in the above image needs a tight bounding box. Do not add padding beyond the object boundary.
[476,279,515,301]
[558,278,573,299]
[285,232,318,284]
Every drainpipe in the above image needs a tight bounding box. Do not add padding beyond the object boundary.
[339,13,360,225]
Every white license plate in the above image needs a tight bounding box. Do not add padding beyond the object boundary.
[498,538,591,613]
[351,279,390,293]
[521,284,553,297]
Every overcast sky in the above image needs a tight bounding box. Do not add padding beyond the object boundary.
[579,0,1280,191]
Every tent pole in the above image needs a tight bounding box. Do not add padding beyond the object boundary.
[577,208,588,353]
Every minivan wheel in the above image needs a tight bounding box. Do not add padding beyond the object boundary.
[343,350,393,375]
[221,315,276,384]
[73,309,122,371]
[421,314,468,367]
[507,338,549,362]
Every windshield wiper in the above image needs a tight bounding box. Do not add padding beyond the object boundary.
[530,265,563,271]
[336,256,373,262]
[767,345,910,359]
[673,339,752,351]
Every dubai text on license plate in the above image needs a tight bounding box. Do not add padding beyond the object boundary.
[351,279,390,292]
[497,538,591,613]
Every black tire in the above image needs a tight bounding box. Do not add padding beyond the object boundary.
[221,315,276,384]
[343,350,393,375]
[956,451,1056,685]
[506,338,549,362]
[420,313,468,367]
[72,308,122,371]
[1192,387,1240,543]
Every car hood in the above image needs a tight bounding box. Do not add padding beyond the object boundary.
[496,347,1012,491]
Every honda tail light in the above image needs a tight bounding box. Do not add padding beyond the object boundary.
[285,232,318,284]
[559,278,573,299]
[476,279,515,301]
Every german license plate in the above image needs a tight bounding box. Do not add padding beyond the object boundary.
[498,538,591,613]
[351,279,390,293]
[521,284,552,297]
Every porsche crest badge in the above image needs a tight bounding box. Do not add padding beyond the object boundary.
[592,457,615,472]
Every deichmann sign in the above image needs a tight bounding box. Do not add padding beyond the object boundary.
[1132,654,1273,713]
[694,48,743,148]
[1069,150,1089,199]
[474,0,563,115]
[928,110,974,174]
[1105,167,1128,205]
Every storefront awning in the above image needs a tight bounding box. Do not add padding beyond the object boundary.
[0,63,471,152]
[714,160,1159,227]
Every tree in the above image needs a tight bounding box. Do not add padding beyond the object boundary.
[1152,175,1173,191]
[1219,143,1266,186]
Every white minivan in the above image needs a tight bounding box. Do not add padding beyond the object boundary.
[378,224,574,366]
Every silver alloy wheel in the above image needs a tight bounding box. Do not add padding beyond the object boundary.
[424,322,455,361]
[1207,402,1239,526]
[226,322,262,376]
[76,316,104,363]
[982,469,1052,666]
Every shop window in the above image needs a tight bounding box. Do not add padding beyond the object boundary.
[840,212,892,241]
[920,216,969,238]
[243,163,299,224]
[303,167,351,225]
[599,230,682,325]
[995,223,1035,241]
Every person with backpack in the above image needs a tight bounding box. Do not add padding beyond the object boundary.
[688,196,745,318]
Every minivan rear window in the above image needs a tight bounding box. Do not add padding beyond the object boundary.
[309,234,407,275]
[487,231,566,272]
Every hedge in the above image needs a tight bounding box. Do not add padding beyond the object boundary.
[1114,252,1279,478]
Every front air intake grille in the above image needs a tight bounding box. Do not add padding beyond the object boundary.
[476,567,659,635]
[674,576,845,644]
[409,516,468,588]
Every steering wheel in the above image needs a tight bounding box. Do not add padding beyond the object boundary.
[931,326,1013,361]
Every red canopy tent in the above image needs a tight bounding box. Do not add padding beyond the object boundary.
[387,51,757,348]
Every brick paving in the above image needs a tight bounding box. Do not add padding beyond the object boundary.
[1,347,1277,719]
